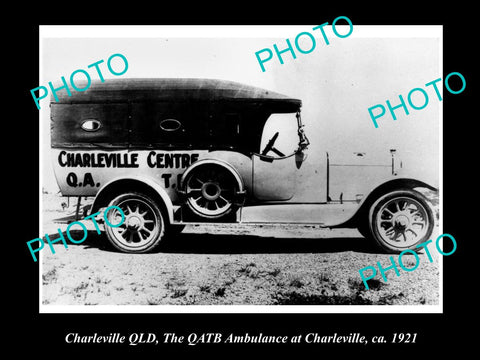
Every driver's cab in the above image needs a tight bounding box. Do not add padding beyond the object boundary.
[252,111,315,202]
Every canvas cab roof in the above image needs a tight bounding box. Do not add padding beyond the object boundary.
[51,78,302,152]
[53,78,302,110]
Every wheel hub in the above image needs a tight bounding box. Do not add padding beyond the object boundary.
[127,215,142,230]
[201,182,221,201]
[394,214,409,229]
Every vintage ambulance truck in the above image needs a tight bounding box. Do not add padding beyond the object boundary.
[50,78,437,253]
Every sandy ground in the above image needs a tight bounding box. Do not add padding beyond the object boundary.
[40,192,440,307]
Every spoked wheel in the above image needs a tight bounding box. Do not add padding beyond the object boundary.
[368,189,434,253]
[104,192,165,253]
[183,164,240,219]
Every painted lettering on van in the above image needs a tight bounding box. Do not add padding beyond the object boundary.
[58,151,139,168]
[58,151,200,190]
[57,151,200,169]
[147,151,199,169]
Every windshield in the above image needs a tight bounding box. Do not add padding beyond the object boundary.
[259,112,309,158]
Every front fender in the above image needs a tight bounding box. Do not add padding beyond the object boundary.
[327,176,437,228]
[394,167,439,191]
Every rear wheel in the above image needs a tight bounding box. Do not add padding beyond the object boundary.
[366,189,434,253]
[104,192,165,253]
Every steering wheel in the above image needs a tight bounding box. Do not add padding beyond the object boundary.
[261,132,285,157]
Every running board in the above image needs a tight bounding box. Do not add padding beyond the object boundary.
[240,203,359,226]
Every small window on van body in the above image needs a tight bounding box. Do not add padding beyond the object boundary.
[159,118,182,132]
[81,119,102,132]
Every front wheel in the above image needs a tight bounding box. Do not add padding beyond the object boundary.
[104,192,165,253]
[367,189,435,253]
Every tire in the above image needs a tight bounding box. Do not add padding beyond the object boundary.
[104,192,165,253]
[366,189,434,253]
[182,163,241,219]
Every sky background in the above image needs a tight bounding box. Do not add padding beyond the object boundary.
[39,25,441,192]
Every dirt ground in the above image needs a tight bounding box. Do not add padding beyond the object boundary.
[40,191,440,307]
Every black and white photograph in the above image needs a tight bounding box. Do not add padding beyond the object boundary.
[13,9,474,354]
[38,25,442,311]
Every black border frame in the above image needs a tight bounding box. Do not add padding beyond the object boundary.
[15,5,473,354]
